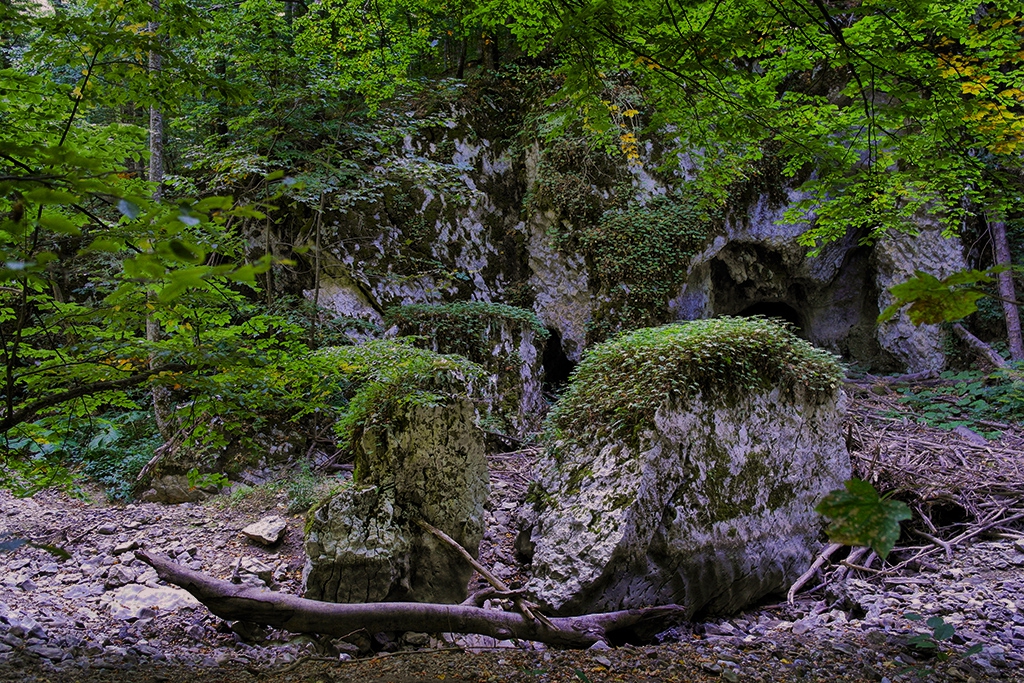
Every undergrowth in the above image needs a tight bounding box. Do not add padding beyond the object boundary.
[892,365,1024,439]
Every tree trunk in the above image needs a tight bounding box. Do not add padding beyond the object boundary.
[990,219,1023,361]
[135,551,685,648]
[148,0,176,440]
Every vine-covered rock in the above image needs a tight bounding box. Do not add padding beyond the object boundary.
[525,318,850,616]
[303,401,488,604]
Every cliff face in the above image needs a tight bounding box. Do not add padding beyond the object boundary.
[293,77,961,375]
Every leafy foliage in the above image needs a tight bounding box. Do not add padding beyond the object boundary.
[879,269,1006,325]
[816,479,912,559]
[576,193,720,341]
[490,0,1024,246]
[892,367,1024,438]
[546,317,843,449]
[903,613,983,674]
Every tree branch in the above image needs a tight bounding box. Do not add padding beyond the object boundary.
[0,363,190,434]
[135,550,685,648]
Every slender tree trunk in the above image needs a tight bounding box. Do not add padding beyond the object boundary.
[990,218,1024,361]
[148,0,175,440]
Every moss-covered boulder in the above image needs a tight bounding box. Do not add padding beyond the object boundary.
[525,318,850,616]
[303,399,489,605]
[385,302,548,438]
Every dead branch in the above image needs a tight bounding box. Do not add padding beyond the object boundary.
[414,518,553,629]
[952,323,1009,369]
[135,550,685,649]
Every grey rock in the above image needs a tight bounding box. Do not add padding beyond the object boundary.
[112,540,141,555]
[304,400,488,604]
[9,616,46,640]
[241,515,287,546]
[27,644,66,660]
[527,367,849,616]
[140,475,209,505]
[15,577,37,592]
[104,564,137,589]
[96,522,118,535]
[873,225,966,372]
[102,584,201,620]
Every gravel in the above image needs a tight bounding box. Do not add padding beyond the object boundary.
[2,476,1024,682]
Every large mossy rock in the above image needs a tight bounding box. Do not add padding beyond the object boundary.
[526,318,850,616]
[303,400,488,604]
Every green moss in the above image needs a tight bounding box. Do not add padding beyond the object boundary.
[546,317,843,450]
[307,338,484,463]
[581,194,720,341]
[385,301,548,361]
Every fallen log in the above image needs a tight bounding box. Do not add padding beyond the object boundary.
[135,550,685,648]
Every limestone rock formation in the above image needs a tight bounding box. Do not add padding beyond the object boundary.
[525,319,851,616]
[873,224,968,372]
[303,401,488,604]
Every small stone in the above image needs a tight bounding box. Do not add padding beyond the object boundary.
[403,632,430,647]
[15,578,37,592]
[105,564,137,589]
[96,522,118,535]
[594,655,612,667]
[27,644,66,661]
[240,516,287,546]
[1013,539,1024,555]
[792,617,817,635]
[112,540,141,555]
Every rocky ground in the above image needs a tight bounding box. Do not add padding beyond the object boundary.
[3,411,1024,682]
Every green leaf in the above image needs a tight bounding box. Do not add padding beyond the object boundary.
[166,239,204,263]
[24,188,78,205]
[117,199,141,220]
[815,478,912,558]
[932,623,955,641]
[964,644,983,656]
[38,214,80,235]
[177,211,201,227]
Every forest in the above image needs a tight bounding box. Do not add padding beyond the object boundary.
[2,0,1024,681]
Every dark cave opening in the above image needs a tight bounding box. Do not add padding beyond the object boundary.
[542,328,576,394]
[737,301,805,336]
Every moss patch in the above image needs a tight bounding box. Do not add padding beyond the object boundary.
[385,301,548,366]
[576,194,720,342]
[546,317,843,449]
[307,338,484,464]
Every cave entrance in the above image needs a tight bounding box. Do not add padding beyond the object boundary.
[737,301,805,336]
[542,328,576,395]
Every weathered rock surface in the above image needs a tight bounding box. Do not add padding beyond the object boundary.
[140,475,209,505]
[303,400,488,604]
[241,515,287,546]
[873,224,968,372]
[526,321,851,616]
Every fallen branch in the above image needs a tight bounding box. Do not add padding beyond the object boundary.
[787,542,841,604]
[135,550,685,648]
[952,324,1009,369]
[414,518,553,629]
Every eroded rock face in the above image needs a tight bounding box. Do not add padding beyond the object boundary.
[873,225,968,372]
[527,383,850,617]
[303,401,488,604]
